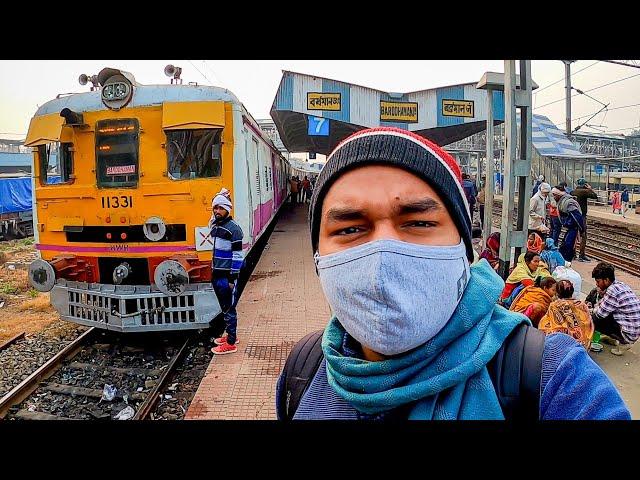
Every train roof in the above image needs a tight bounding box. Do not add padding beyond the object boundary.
[34,84,242,117]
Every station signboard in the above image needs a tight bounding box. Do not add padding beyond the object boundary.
[307,93,341,111]
[380,101,418,123]
[442,99,474,118]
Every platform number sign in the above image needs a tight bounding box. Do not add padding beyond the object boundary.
[308,116,329,136]
[594,164,604,175]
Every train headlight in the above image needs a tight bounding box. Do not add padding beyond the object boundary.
[29,259,56,292]
[99,71,134,111]
[154,260,189,296]
[143,216,166,242]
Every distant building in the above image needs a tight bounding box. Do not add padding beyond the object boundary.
[0,152,32,175]
[256,119,290,160]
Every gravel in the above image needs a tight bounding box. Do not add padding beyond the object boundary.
[0,321,87,398]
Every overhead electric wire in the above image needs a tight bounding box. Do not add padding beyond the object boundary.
[535,71,640,110]
[533,61,600,95]
[187,60,213,85]
[549,102,640,126]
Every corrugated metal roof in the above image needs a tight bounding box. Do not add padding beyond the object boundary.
[519,114,598,159]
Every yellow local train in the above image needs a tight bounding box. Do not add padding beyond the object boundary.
[26,66,290,332]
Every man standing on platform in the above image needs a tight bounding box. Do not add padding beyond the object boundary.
[462,173,477,219]
[209,192,244,355]
[552,186,584,262]
[621,187,630,218]
[572,178,598,262]
[528,182,551,239]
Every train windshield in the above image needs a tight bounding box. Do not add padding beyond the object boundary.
[166,129,222,180]
[96,118,140,188]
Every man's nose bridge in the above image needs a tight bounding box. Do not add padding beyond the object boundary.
[371,220,402,242]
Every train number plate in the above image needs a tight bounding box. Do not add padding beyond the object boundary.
[101,196,133,209]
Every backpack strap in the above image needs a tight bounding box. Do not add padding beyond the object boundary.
[277,329,324,420]
[487,322,546,421]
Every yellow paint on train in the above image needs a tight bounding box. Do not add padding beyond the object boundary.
[29,102,234,263]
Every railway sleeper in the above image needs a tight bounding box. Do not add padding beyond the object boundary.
[42,383,147,401]
[67,361,164,377]
[13,409,74,421]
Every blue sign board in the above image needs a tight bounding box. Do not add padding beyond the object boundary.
[594,164,604,175]
[308,116,329,136]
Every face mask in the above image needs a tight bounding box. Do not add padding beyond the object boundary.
[314,239,470,356]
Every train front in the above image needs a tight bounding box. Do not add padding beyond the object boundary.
[25,67,233,332]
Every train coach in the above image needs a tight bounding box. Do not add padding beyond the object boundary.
[26,66,290,332]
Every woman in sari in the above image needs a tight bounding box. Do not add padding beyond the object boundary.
[509,276,557,326]
[479,232,500,271]
[612,191,622,214]
[539,237,568,274]
[526,232,544,254]
[500,250,542,305]
[538,279,594,349]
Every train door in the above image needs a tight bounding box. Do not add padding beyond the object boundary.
[248,136,261,239]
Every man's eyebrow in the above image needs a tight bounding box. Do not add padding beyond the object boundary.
[396,197,443,215]
[324,206,367,222]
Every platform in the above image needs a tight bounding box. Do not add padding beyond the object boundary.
[185,204,330,420]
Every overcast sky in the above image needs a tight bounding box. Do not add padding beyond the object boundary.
[1,60,639,140]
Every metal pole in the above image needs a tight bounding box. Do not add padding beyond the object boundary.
[565,61,573,136]
[498,60,533,279]
[483,89,495,244]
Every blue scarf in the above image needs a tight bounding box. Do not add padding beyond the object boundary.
[322,259,530,420]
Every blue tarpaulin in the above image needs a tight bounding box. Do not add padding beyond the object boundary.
[0,176,32,214]
[0,176,62,214]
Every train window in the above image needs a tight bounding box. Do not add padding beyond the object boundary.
[96,118,139,188]
[166,129,222,180]
[37,142,73,185]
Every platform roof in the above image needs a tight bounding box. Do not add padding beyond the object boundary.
[270,70,506,155]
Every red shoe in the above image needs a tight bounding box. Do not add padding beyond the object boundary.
[214,336,240,346]
[211,342,238,355]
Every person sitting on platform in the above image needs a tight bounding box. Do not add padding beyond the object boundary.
[500,250,543,307]
[539,237,568,275]
[276,127,630,420]
[538,280,594,350]
[527,232,544,254]
[591,262,640,356]
[479,232,501,272]
[509,276,557,326]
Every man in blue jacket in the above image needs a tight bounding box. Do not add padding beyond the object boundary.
[209,192,245,355]
[277,127,630,420]
[621,187,630,218]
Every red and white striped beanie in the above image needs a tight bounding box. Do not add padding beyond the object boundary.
[309,127,473,261]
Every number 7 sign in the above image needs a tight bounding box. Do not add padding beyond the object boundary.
[308,116,329,136]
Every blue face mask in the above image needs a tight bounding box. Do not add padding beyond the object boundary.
[314,239,470,356]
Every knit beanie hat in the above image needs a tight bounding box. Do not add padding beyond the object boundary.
[309,127,473,261]
[213,194,232,213]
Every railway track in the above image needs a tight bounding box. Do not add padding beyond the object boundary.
[489,203,640,277]
[0,328,193,420]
